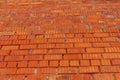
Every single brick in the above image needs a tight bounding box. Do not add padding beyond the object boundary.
[84,38,102,42]
[70,60,79,66]
[32,49,47,54]
[0,50,10,56]
[115,73,120,80]
[0,41,12,45]
[60,60,69,67]
[38,68,56,74]
[101,59,111,65]
[67,48,85,53]
[17,68,35,74]
[18,35,27,39]
[24,55,43,60]
[5,56,23,61]
[112,59,120,65]
[18,61,28,67]
[66,34,74,38]
[13,40,29,44]
[93,33,109,37]
[0,68,17,75]
[0,62,7,68]
[93,43,110,47]
[48,49,66,54]
[29,61,39,67]
[64,54,82,60]
[11,75,25,80]
[100,66,120,72]
[86,48,104,53]
[74,43,92,48]
[102,37,117,42]
[38,44,55,48]
[30,39,47,43]
[56,43,73,48]
[39,61,48,67]
[2,46,19,50]
[20,45,36,49]
[11,50,28,55]
[83,54,102,59]
[50,61,59,67]
[7,62,17,68]
[70,74,92,80]
[66,38,83,43]
[79,66,99,73]
[91,60,100,66]
[105,47,120,52]
[44,55,62,60]
[93,74,115,80]
[103,53,120,59]
[80,60,90,66]
[48,39,65,43]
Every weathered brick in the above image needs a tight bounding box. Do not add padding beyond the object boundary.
[80,60,90,66]
[93,74,115,80]
[7,62,17,68]
[100,66,120,72]
[60,60,69,67]
[50,61,59,67]
[17,68,35,74]
[112,59,120,65]
[18,61,28,67]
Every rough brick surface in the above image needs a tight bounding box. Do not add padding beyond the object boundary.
[0,0,120,80]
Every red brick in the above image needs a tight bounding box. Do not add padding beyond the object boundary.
[111,42,120,47]
[29,61,39,67]
[60,60,69,67]
[24,55,43,60]
[13,40,29,44]
[86,48,104,53]
[102,37,118,42]
[11,75,25,80]
[50,61,59,67]
[105,47,120,52]
[100,66,120,72]
[17,68,35,74]
[74,43,91,48]
[44,55,62,60]
[84,34,93,37]
[0,41,12,45]
[56,43,73,48]
[80,60,90,66]
[0,56,4,61]
[101,59,111,65]
[103,53,120,59]
[93,74,115,80]
[5,56,23,61]
[9,35,18,40]
[48,39,65,43]
[75,34,83,38]
[18,35,27,39]
[67,48,85,53]
[70,60,79,66]
[39,61,48,67]
[38,44,55,48]
[27,75,46,80]
[30,39,47,43]
[83,54,102,59]
[0,62,7,68]
[0,50,10,56]
[66,34,74,38]
[79,66,99,73]
[38,68,56,74]
[66,38,83,43]
[20,45,36,49]
[52,34,65,38]
[11,50,28,55]
[115,73,120,80]
[93,43,110,47]
[70,74,92,80]
[48,49,66,54]
[84,38,102,42]
[0,68,17,74]
[93,33,109,37]
[2,46,19,50]
[18,61,28,67]
[64,54,82,60]
[91,60,100,66]
[32,49,47,54]
[7,62,17,68]
[112,59,120,65]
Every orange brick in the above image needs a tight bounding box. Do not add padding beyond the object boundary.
[20,45,36,49]
[80,60,90,66]
[79,66,99,73]
[18,61,28,67]
[11,50,28,55]
[102,37,117,42]
[70,60,79,66]
[103,53,120,59]
[11,75,25,80]
[7,62,17,68]
[66,34,74,38]
[111,42,120,47]
[83,34,93,37]
[0,40,12,45]
[74,43,92,48]
[48,39,65,43]
[0,50,10,56]
[70,74,92,80]
[38,68,56,74]
[83,54,102,59]
[38,44,55,48]
[39,61,48,67]
[115,73,120,80]
[91,60,100,66]
[75,34,83,38]
[93,33,109,37]
[50,61,58,67]
[100,66,120,72]
[86,48,104,53]
[44,55,62,60]
[56,44,73,48]
[93,74,115,80]
[29,61,39,67]
[32,49,47,54]
[84,38,102,42]
[0,68,17,75]
[18,35,27,39]
[13,40,29,44]
[93,43,110,47]
[101,59,111,65]
[64,54,82,60]
[60,60,69,67]
[48,49,66,54]
[0,62,7,68]
[17,68,35,74]
[105,47,120,52]
[67,48,85,53]
[24,55,43,60]
[66,38,83,43]
[31,39,47,43]
[112,59,120,65]
[5,56,23,61]
[2,46,19,50]
[0,56,4,61]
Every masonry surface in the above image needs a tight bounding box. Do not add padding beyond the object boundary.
[0,0,120,80]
